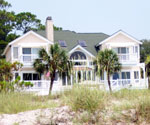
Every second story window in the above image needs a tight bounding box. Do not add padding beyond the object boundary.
[133,46,138,53]
[22,48,40,62]
[23,48,31,54]
[113,47,129,54]
[13,47,19,59]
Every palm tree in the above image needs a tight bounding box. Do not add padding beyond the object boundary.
[33,43,73,94]
[95,49,121,92]
[145,55,150,89]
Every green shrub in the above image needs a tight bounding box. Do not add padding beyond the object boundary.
[64,85,106,113]
[0,76,33,93]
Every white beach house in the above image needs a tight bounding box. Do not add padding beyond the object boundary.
[3,17,147,94]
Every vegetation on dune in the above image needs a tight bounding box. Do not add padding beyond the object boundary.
[0,92,58,114]
[63,85,106,113]
[0,60,33,92]
[0,86,150,124]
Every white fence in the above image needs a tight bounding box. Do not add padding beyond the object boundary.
[100,78,148,91]
[24,78,148,95]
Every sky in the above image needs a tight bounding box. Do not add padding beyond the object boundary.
[7,0,150,40]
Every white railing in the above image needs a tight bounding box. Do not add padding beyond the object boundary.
[118,53,138,63]
[20,54,39,64]
[99,78,148,91]
[71,60,93,68]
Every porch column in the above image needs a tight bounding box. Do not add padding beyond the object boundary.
[76,71,77,83]
[65,75,68,86]
[81,71,83,82]
[139,68,141,83]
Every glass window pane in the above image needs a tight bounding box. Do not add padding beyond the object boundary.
[113,73,119,80]
[112,48,118,53]
[121,47,126,54]
[122,72,130,79]
[23,48,31,54]
[54,72,58,81]
[134,71,139,79]
[23,56,31,62]
[13,47,18,59]
[32,48,40,54]
[15,73,19,79]
[23,73,32,81]
[135,46,138,53]
[33,73,41,80]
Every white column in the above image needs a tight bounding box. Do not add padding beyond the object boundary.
[81,71,83,82]
[65,75,68,86]
[139,68,141,84]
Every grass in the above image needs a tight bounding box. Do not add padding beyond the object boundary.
[1,85,150,124]
[0,92,58,114]
[63,85,106,113]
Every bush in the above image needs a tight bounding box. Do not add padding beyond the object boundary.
[64,85,106,113]
[0,76,33,93]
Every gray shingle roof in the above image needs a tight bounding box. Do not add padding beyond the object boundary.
[35,30,109,56]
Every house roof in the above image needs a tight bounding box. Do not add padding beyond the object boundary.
[36,30,109,56]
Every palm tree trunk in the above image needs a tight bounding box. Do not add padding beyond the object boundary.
[107,72,112,92]
[49,72,55,95]
[49,78,54,95]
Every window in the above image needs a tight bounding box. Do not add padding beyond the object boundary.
[113,72,119,80]
[22,48,40,62]
[133,46,138,53]
[13,47,19,59]
[70,51,86,60]
[23,73,41,81]
[78,40,87,47]
[134,71,139,79]
[58,40,67,47]
[23,48,31,54]
[15,73,19,79]
[32,48,40,55]
[113,47,129,54]
[54,72,59,81]
[121,72,130,79]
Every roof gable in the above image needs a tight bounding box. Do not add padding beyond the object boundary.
[3,31,53,55]
[69,45,95,58]
[97,30,142,46]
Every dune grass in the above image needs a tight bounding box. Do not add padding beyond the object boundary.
[1,85,150,123]
[63,85,107,113]
[0,92,58,114]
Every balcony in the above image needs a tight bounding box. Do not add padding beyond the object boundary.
[20,54,39,66]
[117,53,139,64]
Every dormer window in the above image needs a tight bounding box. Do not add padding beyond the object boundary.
[58,40,67,47]
[78,40,87,47]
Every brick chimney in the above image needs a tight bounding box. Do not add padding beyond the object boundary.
[46,16,54,42]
